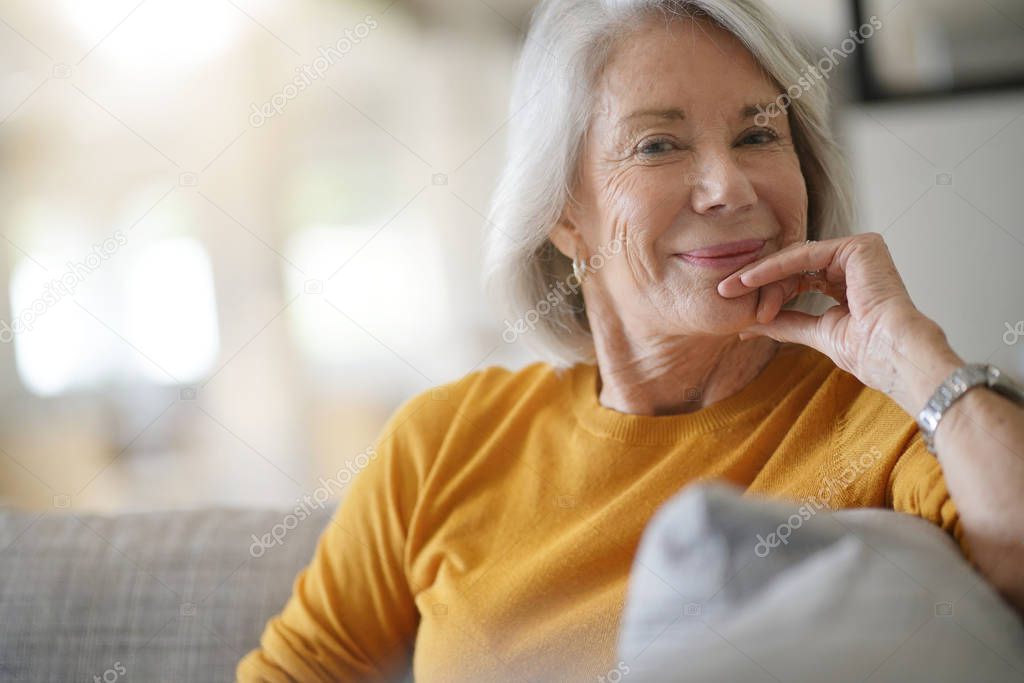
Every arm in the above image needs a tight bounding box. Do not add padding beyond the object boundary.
[236,396,429,682]
[885,319,1024,613]
[718,232,1024,614]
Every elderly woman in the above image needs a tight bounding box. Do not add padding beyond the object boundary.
[238,0,1024,681]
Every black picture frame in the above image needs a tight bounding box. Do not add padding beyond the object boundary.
[851,0,1024,103]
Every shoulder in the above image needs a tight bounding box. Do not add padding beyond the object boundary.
[369,361,570,486]
[768,344,919,461]
[789,345,924,474]
[448,360,571,410]
[781,343,913,425]
[382,360,569,440]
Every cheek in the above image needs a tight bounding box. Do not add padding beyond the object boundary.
[751,163,808,241]
[596,168,677,251]
[589,175,684,292]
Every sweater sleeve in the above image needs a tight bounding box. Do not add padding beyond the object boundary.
[887,430,974,565]
[236,390,438,682]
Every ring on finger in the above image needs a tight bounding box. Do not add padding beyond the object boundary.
[801,268,827,292]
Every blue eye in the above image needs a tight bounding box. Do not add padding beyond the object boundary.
[741,128,780,145]
[636,137,675,157]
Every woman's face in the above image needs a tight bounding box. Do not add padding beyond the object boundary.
[553,16,808,338]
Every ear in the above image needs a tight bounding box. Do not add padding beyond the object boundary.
[548,215,580,261]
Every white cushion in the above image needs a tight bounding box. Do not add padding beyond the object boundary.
[618,483,1024,683]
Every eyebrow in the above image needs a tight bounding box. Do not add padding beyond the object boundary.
[619,103,778,125]
[621,107,686,123]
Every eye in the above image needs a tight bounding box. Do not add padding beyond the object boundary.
[739,127,780,146]
[635,137,677,158]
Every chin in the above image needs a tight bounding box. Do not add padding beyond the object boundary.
[695,294,759,336]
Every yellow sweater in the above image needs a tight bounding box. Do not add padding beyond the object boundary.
[236,343,966,682]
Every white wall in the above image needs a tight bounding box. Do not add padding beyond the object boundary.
[839,90,1024,379]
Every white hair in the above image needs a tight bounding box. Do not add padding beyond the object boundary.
[482,0,854,366]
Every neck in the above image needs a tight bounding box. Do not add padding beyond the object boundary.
[591,326,781,416]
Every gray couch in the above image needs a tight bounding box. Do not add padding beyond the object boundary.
[0,506,333,682]
[2,486,1022,682]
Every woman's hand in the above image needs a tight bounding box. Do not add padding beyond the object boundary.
[717,232,961,411]
[719,233,1024,614]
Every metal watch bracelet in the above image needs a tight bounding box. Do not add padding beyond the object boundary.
[916,363,1024,454]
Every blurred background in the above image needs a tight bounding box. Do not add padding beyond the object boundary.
[0,0,1021,512]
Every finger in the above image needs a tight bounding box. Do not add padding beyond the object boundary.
[756,280,791,324]
[719,239,840,295]
[742,310,823,348]
[775,274,806,316]
[740,239,839,287]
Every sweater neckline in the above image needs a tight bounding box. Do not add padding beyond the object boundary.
[569,343,820,444]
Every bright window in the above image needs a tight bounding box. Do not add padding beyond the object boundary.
[124,237,220,384]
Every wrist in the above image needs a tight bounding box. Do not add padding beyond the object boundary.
[888,317,964,418]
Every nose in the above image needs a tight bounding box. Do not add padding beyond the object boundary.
[688,148,757,216]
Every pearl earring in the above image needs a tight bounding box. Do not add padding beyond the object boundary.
[572,248,588,284]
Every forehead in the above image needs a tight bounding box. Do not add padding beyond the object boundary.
[594,16,781,122]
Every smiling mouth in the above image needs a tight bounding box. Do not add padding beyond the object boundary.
[673,239,766,270]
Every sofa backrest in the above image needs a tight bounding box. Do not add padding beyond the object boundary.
[0,506,332,682]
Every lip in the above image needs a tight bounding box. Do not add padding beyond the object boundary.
[674,239,766,270]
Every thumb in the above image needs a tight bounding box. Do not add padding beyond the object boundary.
[739,310,823,347]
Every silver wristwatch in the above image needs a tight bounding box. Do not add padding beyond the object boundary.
[916,363,1024,454]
